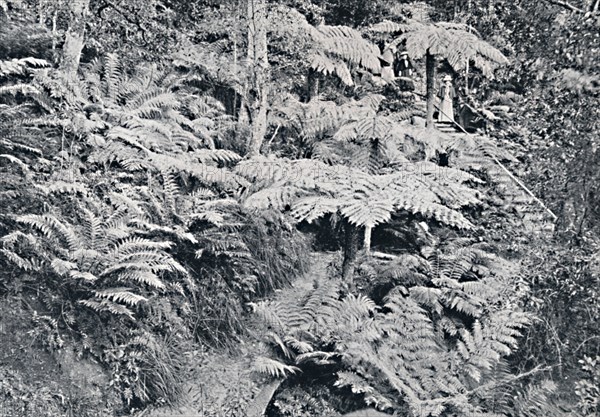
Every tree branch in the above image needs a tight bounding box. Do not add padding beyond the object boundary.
[541,0,586,13]
[95,0,148,44]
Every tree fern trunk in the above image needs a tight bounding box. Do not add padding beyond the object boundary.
[306,68,319,102]
[425,50,436,128]
[246,0,269,157]
[60,0,90,82]
[342,219,359,285]
[364,225,372,254]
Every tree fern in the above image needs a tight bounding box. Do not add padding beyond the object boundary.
[370,18,508,126]
[270,6,381,87]
[370,20,508,76]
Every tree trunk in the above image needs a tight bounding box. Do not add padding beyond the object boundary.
[246,0,269,157]
[306,68,319,102]
[425,50,436,128]
[60,0,90,82]
[341,219,360,285]
[364,225,372,254]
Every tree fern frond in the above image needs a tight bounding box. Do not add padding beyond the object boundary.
[340,196,394,228]
[313,25,381,72]
[253,356,300,378]
[394,197,473,229]
[291,196,340,223]
[310,53,353,86]
[243,185,301,210]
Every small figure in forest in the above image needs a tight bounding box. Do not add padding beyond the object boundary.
[394,51,412,77]
[437,75,455,123]
[379,46,396,82]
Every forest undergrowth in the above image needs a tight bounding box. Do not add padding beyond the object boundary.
[0,1,599,417]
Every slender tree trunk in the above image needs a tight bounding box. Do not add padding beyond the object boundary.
[364,225,372,254]
[246,0,269,157]
[465,58,470,97]
[38,0,44,24]
[425,50,436,128]
[341,219,360,285]
[52,11,57,53]
[60,0,90,82]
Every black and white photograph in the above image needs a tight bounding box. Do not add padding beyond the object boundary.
[0,0,598,416]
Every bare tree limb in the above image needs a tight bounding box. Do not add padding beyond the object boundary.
[541,0,586,13]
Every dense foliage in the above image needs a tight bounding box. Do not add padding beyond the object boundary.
[0,0,598,416]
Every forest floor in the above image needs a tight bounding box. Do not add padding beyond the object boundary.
[146,251,338,417]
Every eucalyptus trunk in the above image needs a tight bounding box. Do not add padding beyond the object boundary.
[246,0,269,157]
[425,50,436,128]
[60,0,90,82]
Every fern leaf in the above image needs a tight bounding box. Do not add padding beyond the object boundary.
[291,196,340,223]
[253,356,300,378]
[0,249,35,271]
[93,287,147,306]
[79,299,135,319]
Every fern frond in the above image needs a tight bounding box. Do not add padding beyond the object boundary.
[0,154,29,173]
[283,336,314,354]
[119,270,166,289]
[79,299,135,319]
[340,195,394,228]
[82,209,103,251]
[291,196,340,223]
[17,214,81,251]
[0,249,35,271]
[0,83,39,96]
[161,170,179,213]
[253,356,300,378]
[313,25,381,72]
[37,181,88,195]
[104,53,122,102]
[93,287,147,306]
[310,53,353,86]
